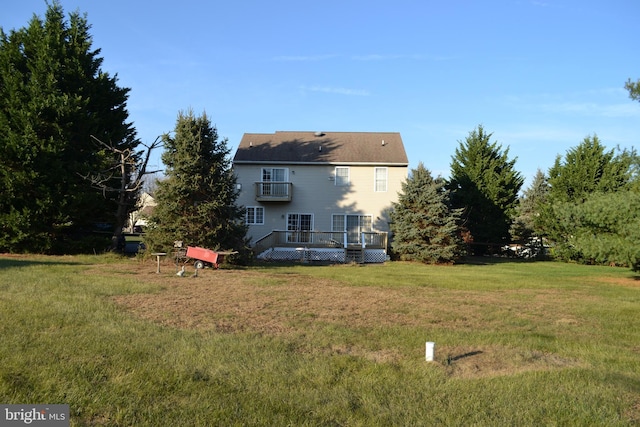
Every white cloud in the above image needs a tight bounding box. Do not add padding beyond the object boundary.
[304,85,370,96]
[352,54,404,61]
[272,54,339,61]
[351,53,454,61]
[498,127,586,144]
[272,53,453,62]
[499,90,640,119]
[537,102,640,118]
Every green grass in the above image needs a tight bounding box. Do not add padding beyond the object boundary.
[1,255,639,426]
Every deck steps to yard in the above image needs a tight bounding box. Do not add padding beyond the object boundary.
[345,247,364,263]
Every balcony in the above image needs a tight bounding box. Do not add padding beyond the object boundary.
[255,182,292,202]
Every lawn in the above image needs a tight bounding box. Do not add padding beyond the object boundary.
[0,254,639,426]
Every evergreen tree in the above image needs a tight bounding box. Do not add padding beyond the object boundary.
[538,135,635,261]
[546,135,632,204]
[144,110,249,262]
[625,78,640,102]
[510,169,548,246]
[449,125,524,253]
[390,163,465,264]
[550,81,640,270]
[0,2,138,252]
[552,190,640,270]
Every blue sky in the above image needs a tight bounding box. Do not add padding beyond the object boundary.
[3,1,640,187]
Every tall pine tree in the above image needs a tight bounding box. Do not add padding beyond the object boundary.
[390,163,465,264]
[449,125,523,254]
[539,135,636,262]
[144,110,249,262]
[556,190,640,270]
[0,2,138,252]
[511,169,548,242]
[545,135,632,205]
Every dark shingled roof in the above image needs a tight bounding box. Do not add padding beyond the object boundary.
[233,131,408,165]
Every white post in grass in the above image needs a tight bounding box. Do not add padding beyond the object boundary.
[425,342,435,362]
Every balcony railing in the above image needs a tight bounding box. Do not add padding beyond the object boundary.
[255,182,292,202]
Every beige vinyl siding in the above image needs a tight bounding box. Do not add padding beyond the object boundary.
[233,163,407,244]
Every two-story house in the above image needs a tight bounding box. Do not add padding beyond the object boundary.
[232,131,408,263]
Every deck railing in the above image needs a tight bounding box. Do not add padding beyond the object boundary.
[252,230,387,256]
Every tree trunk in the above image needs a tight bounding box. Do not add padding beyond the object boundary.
[109,150,130,252]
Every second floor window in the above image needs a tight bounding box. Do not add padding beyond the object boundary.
[261,167,288,196]
[374,167,388,192]
[262,167,287,182]
[335,167,349,186]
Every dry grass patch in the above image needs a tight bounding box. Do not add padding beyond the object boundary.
[594,276,640,288]
[110,265,491,332]
[437,345,585,379]
[103,259,592,379]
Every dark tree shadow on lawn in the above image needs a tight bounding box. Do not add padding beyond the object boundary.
[0,257,83,270]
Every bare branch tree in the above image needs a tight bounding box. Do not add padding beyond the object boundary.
[80,135,163,251]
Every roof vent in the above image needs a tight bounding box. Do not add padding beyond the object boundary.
[318,145,322,152]
[314,131,325,137]
[382,140,385,146]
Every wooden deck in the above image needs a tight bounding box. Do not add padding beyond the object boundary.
[253,231,388,263]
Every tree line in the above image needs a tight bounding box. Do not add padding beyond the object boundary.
[1,3,639,270]
[0,2,247,258]
[391,127,640,270]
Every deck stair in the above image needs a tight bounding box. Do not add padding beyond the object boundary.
[345,247,365,263]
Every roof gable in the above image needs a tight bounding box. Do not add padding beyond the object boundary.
[233,131,408,165]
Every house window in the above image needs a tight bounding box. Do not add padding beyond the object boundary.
[261,167,288,196]
[287,213,313,243]
[331,214,345,244]
[332,214,372,245]
[335,167,349,186]
[245,206,264,225]
[374,167,388,192]
[262,167,287,182]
